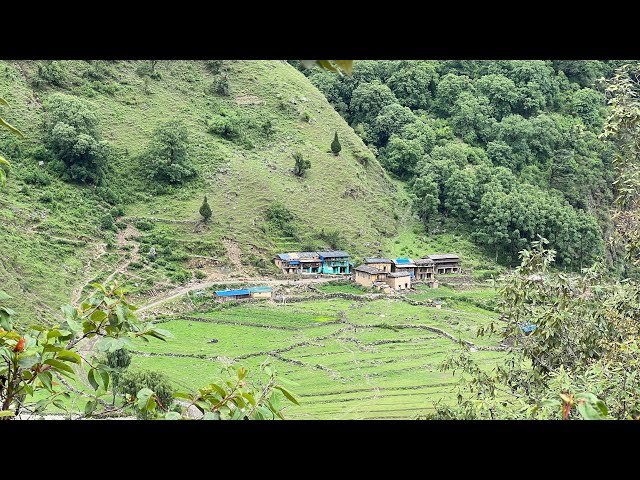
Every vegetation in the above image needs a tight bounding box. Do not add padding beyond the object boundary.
[199,195,212,222]
[301,60,626,269]
[292,151,311,177]
[141,120,196,185]
[331,131,341,155]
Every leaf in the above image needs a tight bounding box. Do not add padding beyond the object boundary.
[274,386,300,406]
[57,350,81,364]
[88,368,99,390]
[575,392,609,420]
[0,291,12,301]
[18,354,39,369]
[317,60,337,72]
[84,400,97,416]
[52,398,66,410]
[38,371,53,392]
[137,387,155,411]
[164,411,182,420]
[95,337,115,352]
[0,97,8,106]
[0,410,15,418]
[44,358,75,375]
[90,309,108,324]
[0,116,24,137]
[203,411,221,420]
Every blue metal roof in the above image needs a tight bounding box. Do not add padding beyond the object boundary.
[248,286,272,293]
[395,258,412,264]
[522,323,537,334]
[289,260,299,265]
[215,289,250,297]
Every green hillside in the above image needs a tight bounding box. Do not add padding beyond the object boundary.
[0,60,402,322]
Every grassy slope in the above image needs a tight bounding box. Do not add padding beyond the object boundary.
[0,60,400,321]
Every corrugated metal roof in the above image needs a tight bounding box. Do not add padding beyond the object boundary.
[393,258,414,265]
[364,257,392,264]
[276,252,322,261]
[215,289,250,297]
[426,253,460,261]
[355,265,383,274]
[317,251,349,258]
[388,272,411,277]
[415,259,435,265]
[248,286,272,293]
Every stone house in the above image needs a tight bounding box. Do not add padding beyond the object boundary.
[354,265,387,287]
[386,271,412,290]
[414,258,435,282]
[363,257,393,273]
[425,254,461,274]
[391,258,416,279]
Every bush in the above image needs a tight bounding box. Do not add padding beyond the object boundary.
[110,205,124,217]
[34,61,67,88]
[301,111,312,123]
[96,186,121,205]
[207,112,241,139]
[23,168,52,186]
[100,214,115,231]
[208,74,229,96]
[119,369,174,419]
[292,151,311,177]
[39,192,54,204]
[261,119,275,138]
[169,268,191,283]
[317,228,344,250]
[194,270,207,279]
[205,60,223,74]
[134,219,154,231]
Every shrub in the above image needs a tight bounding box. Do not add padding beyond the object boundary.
[207,112,241,139]
[301,111,312,122]
[119,369,174,419]
[205,60,223,74]
[100,213,115,231]
[23,168,52,186]
[292,151,311,177]
[261,119,275,138]
[199,195,212,222]
[195,270,207,279]
[34,61,67,87]
[209,74,229,96]
[39,192,54,203]
[169,268,191,283]
[96,186,121,205]
[110,205,124,217]
[134,219,154,231]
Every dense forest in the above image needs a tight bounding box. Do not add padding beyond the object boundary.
[298,60,629,269]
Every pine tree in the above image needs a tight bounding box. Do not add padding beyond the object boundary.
[199,195,212,222]
[331,131,342,155]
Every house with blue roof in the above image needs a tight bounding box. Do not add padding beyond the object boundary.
[213,286,272,302]
[391,258,417,279]
[274,251,350,275]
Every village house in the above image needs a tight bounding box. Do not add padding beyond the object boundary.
[274,251,350,275]
[414,258,435,282]
[425,254,461,274]
[386,271,412,290]
[391,258,416,278]
[214,286,272,302]
[274,252,321,274]
[363,257,393,273]
[317,251,351,274]
[354,265,387,287]
[213,288,251,302]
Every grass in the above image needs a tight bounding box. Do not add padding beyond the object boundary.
[0,60,407,323]
[128,286,504,419]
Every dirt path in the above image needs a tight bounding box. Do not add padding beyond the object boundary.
[221,238,244,273]
[137,276,338,313]
[71,242,107,305]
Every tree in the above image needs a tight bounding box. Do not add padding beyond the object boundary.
[349,81,397,126]
[119,369,174,419]
[387,61,438,110]
[411,173,439,225]
[371,103,416,147]
[199,195,212,222]
[105,348,131,405]
[142,120,196,184]
[331,131,342,155]
[380,135,424,178]
[44,94,110,185]
[293,151,311,177]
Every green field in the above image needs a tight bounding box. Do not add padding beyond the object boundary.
[129,287,503,419]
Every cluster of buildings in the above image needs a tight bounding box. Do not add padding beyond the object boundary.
[273,249,461,293]
[354,254,460,292]
[274,251,351,275]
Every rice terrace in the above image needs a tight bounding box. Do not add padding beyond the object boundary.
[2,59,639,421]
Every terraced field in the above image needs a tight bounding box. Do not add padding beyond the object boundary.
[130,287,504,419]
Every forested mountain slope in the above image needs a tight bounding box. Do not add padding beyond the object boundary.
[300,60,628,269]
[0,60,400,322]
